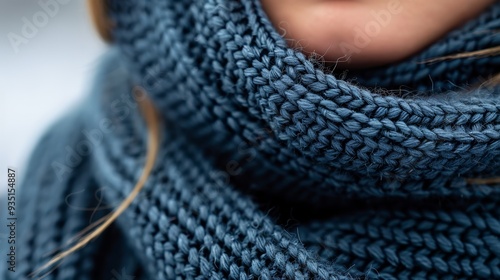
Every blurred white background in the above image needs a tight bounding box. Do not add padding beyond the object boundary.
[0,0,106,187]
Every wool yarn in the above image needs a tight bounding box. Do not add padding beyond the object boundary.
[7,0,500,279]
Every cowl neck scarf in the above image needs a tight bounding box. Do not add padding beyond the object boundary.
[11,1,500,279]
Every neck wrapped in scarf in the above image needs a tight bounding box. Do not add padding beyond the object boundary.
[89,0,500,278]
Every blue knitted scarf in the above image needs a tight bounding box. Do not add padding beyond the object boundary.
[9,1,500,279]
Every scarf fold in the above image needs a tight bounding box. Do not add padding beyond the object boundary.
[109,0,500,200]
[9,0,500,279]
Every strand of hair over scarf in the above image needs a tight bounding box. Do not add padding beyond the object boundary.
[29,89,160,279]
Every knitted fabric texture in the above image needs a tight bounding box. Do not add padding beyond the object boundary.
[7,0,500,279]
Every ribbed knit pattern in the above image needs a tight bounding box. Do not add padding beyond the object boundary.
[6,0,500,279]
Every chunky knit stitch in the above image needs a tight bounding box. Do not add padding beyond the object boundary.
[6,0,500,279]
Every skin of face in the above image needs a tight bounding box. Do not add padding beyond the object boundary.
[261,0,494,68]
